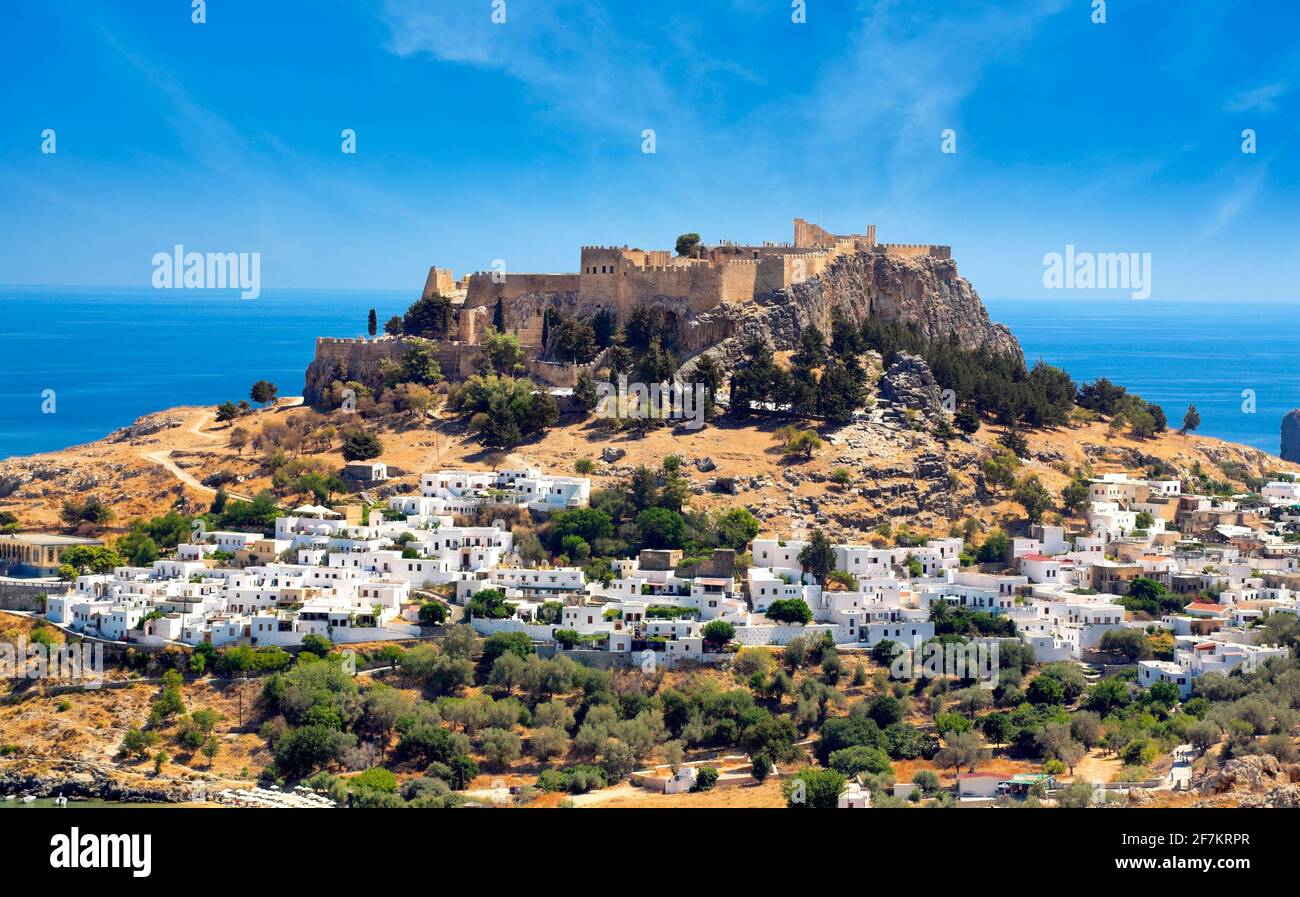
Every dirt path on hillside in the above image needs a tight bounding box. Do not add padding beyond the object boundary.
[1070,750,1122,784]
[138,405,265,502]
[139,449,239,500]
[187,410,217,438]
[139,427,242,501]
[6,383,1290,540]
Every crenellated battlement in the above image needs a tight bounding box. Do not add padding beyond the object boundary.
[880,242,952,260]
[317,336,373,347]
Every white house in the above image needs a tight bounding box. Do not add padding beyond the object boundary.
[344,461,388,482]
[956,773,1003,799]
[1137,659,1192,698]
[838,780,871,808]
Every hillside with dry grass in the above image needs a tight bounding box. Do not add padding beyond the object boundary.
[0,387,1288,545]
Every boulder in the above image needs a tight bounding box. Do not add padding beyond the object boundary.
[1197,754,1284,794]
[1126,787,1154,805]
[878,354,946,422]
[601,447,626,463]
[710,477,739,495]
[1234,784,1300,808]
[107,412,184,443]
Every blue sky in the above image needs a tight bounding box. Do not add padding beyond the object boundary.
[2,0,1299,301]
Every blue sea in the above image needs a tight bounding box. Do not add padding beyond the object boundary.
[984,298,1298,454]
[0,285,412,459]
[0,288,1294,458]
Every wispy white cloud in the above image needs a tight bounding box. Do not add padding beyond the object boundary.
[96,26,256,179]
[799,0,1069,163]
[1194,161,1269,241]
[376,0,1071,215]
[1223,81,1291,114]
[378,0,682,136]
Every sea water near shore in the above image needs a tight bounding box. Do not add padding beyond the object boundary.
[0,285,410,459]
[0,287,1293,458]
[983,298,1299,454]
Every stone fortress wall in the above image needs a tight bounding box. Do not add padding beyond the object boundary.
[450,217,951,323]
[305,333,593,404]
[463,273,581,310]
[304,217,979,400]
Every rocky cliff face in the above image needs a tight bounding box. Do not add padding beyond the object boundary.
[681,247,1021,376]
[769,248,1021,359]
[303,338,412,406]
[313,246,1019,394]
[1282,409,1300,462]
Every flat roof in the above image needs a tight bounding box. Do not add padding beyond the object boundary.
[0,533,102,546]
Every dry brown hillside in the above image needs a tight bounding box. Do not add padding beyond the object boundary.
[0,395,1292,542]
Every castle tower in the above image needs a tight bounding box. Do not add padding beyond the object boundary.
[422,266,457,299]
[793,217,875,249]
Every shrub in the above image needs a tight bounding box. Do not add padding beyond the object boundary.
[693,766,719,791]
[341,430,384,461]
[828,745,893,777]
[351,767,397,794]
[528,726,570,761]
[783,767,846,808]
[766,599,812,625]
[418,601,448,624]
[120,728,160,759]
[478,727,522,770]
[537,765,608,794]
[701,620,735,647]
[482,630,534,664]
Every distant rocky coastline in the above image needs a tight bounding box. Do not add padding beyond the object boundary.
[0,764,192,804]
[1281,409,1300,462]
